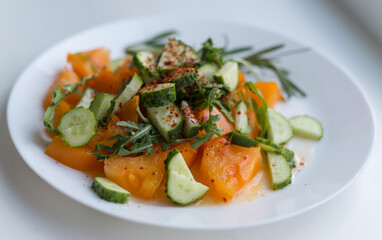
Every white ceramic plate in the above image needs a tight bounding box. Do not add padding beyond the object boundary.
[7,17,375,230]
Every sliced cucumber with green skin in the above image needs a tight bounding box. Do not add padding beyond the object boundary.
[146,103,183,142]
[133,51,160,84]
[114,73,143,112]
[198,63,218,81]
[213,61,239,92]
[235,101,252,134]
[165,149,208,205]
[255,137,294,161]
[92,177,130,204]
[157,39,186,75]
[58,107,97,147]
[89,93,114,122]
[139,83,176,107]
[109,58,126,73]
[182,45,200,66]
[165,149,194,179]
[180,101,200,138]
[163,68,198,89]
[229,131,258,148]
[166,171,209,205]
[76,87,96,108]
[267,152,292,190]
[267,108,293,144]
[289,115,323,140]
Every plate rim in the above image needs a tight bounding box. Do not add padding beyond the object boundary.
[7,16,376,230]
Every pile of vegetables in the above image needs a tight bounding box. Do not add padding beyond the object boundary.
[43,31,322,206]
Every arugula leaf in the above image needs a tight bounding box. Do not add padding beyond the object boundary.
[44,75,95,133]
[92,121,164,160]
[190,88,223,149]
[247,82,269,138]
[213,100,234,123]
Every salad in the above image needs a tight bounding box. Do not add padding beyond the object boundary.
[43,31,323,206]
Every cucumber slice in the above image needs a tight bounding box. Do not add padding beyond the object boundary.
[180,101,200,138]
[267,152,292,190]
[255,137,294,161]
[114,73,143,111]
[289,115,323,140]
[165,149,194,179]
[229,131,258,148]
[163,68,198,89]
[139,83,176,107]
[58,107,97,147]
[89,93,114,122]
[92,177,130,203]
[235,101,252,134]
[133,51,160,84]
[157,39,186,75]
[213,61,239,92]
[183,46,200,66]
[166,170,209,205]
[76,87,96,108]
[267,108,293,144]
[198,63,218,81]
[109,58,126,73]
[146,103,183,142]
[165,149,209,205]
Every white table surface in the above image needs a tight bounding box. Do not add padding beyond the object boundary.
[1,0,381,239]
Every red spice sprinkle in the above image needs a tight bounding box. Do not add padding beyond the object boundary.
[152,172,157,175]
[223,198,227,202]
[224,142,229,146]
[140,167,144,170]
[175,113,180,117]
[166,106,169,110]
[244,156,247,160]
[124,167,127,170]
[272,164,276,167]
[237,111,242,115]
[300,162,305,166]
[171,123,177,127]
[211,179,215,183]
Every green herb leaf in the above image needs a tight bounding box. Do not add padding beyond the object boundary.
[243,44,307,98]
[92,121,165,160]
[247,82,269,137]
[190,88,223,149]
[125,30,178,56]
[44,76,95,132]
[76,53,99,73]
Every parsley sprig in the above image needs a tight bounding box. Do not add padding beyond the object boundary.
[44,75,95,133]
[92,121,163,160]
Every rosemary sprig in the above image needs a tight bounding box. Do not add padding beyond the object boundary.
[125,30,178,55]
[243,44,308,98]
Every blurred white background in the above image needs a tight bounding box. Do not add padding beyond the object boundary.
[1,0,382,239]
